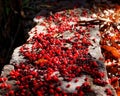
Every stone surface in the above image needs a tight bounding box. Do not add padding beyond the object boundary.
[0,1,118,95]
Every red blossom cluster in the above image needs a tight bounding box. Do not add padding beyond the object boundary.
[0,8,115,96]
[7,33,108,95]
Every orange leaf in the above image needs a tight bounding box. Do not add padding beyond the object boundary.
[116,88,120,96]
[35,58,48,64]
[102,45,120,59]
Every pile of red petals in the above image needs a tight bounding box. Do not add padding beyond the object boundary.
[0,8,116,96]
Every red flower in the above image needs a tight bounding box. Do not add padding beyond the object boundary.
[10,70,20,78]
[105,88,112,95]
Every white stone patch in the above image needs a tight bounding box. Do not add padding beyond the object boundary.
[80,17,95,21]
[89,25,103,59]
[59,75,86,93]
[1,65,14,77]
[28,24,47,40]
[68,21,76,26]
[33,16,45,23]
[10,46,26,64]
[63,31,74,39]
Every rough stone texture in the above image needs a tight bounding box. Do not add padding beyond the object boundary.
[1,65,14,77]
[0,0,118,96]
